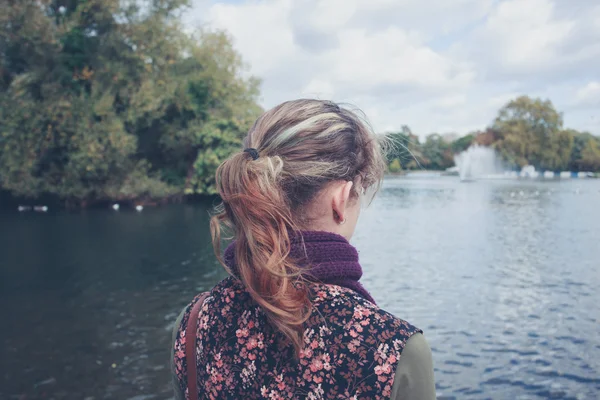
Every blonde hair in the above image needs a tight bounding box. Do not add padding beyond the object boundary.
[210,99,386,355]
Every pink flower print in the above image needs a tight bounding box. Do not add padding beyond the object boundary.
[349,329,359,338]
[348,340,359,353]
[257,333,265,349]
[247,336,258,350]
[310,339,319,349]
[302,368,312,381]
[309,358,324,373]
[307,383,325,400]
[322,354,332,371]
[304,329,315,343]
[302,348,313,359]
[353,306,367,320]
[318,326,332,336]
[236,328,249,343]
[382,384,392,397]
[376,343,390,360]
[210,370,224,384]
[383,363,391,374]
[374,363,392,376]
[200,315,210,330]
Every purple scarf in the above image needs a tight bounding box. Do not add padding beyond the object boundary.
[223,231,376,304]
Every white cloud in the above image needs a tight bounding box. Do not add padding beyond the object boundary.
[208,0,296,77]
[334,28,473,90]
[432,94,468,110]
[485,0,574,69]
[458,0,600,80]
[576,82,600,106]
[187,0,600,136]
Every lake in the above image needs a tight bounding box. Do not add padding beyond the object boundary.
[1,176,599,399]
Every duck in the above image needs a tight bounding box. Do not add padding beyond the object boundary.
[135,205,143,212]
[17,205,32,212]
[112,203,120,211]
[33,206,48,212]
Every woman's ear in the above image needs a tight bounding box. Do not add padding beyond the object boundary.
[331,181,354,224]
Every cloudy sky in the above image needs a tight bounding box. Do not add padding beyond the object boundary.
[186,0,600,137]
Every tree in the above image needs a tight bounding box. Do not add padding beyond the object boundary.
[450,133,475,154]
[385,125,423,170]
[473,128,501,147]
[579,137,600,171]
[491,96,572,170]
[567,130,600,171]
[420,133,453,170]
[388,158,402,173]
[0,0,261,206]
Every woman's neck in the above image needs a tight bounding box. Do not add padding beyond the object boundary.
[224,230,375,304]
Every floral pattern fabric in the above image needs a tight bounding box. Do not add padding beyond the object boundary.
[173,277,421,399]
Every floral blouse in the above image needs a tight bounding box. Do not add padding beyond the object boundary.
[172,276,422,399]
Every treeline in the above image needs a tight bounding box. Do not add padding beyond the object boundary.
[387,96,600,173]
[0,0,261,207]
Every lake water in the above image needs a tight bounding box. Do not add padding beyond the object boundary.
[1,177,599,399]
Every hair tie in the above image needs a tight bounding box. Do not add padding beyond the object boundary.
[244,148,260,160]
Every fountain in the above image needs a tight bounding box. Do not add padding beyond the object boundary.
[454,145,504,181]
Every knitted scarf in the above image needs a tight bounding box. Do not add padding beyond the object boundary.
[223,230,376,304]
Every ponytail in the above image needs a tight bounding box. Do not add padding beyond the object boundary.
[211,152,311,355]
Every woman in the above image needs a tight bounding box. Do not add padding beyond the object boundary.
[172,99,435,399]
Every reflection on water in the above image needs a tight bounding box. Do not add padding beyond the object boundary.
[1,178,599,399]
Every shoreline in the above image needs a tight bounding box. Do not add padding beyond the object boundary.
[2,172,598,211]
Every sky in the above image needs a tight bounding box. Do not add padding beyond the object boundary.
[185,0,600,137]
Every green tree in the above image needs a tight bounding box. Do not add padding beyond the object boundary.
[491,96,572,170]
[0,0,261,206]
[579,137,600,171]
[567,130,600,171]
[388,158,402,173]
[420,133,453,170]
[450,133,475,154]
[385,125,423,170]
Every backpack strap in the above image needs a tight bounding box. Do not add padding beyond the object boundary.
[185,292,210,400]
